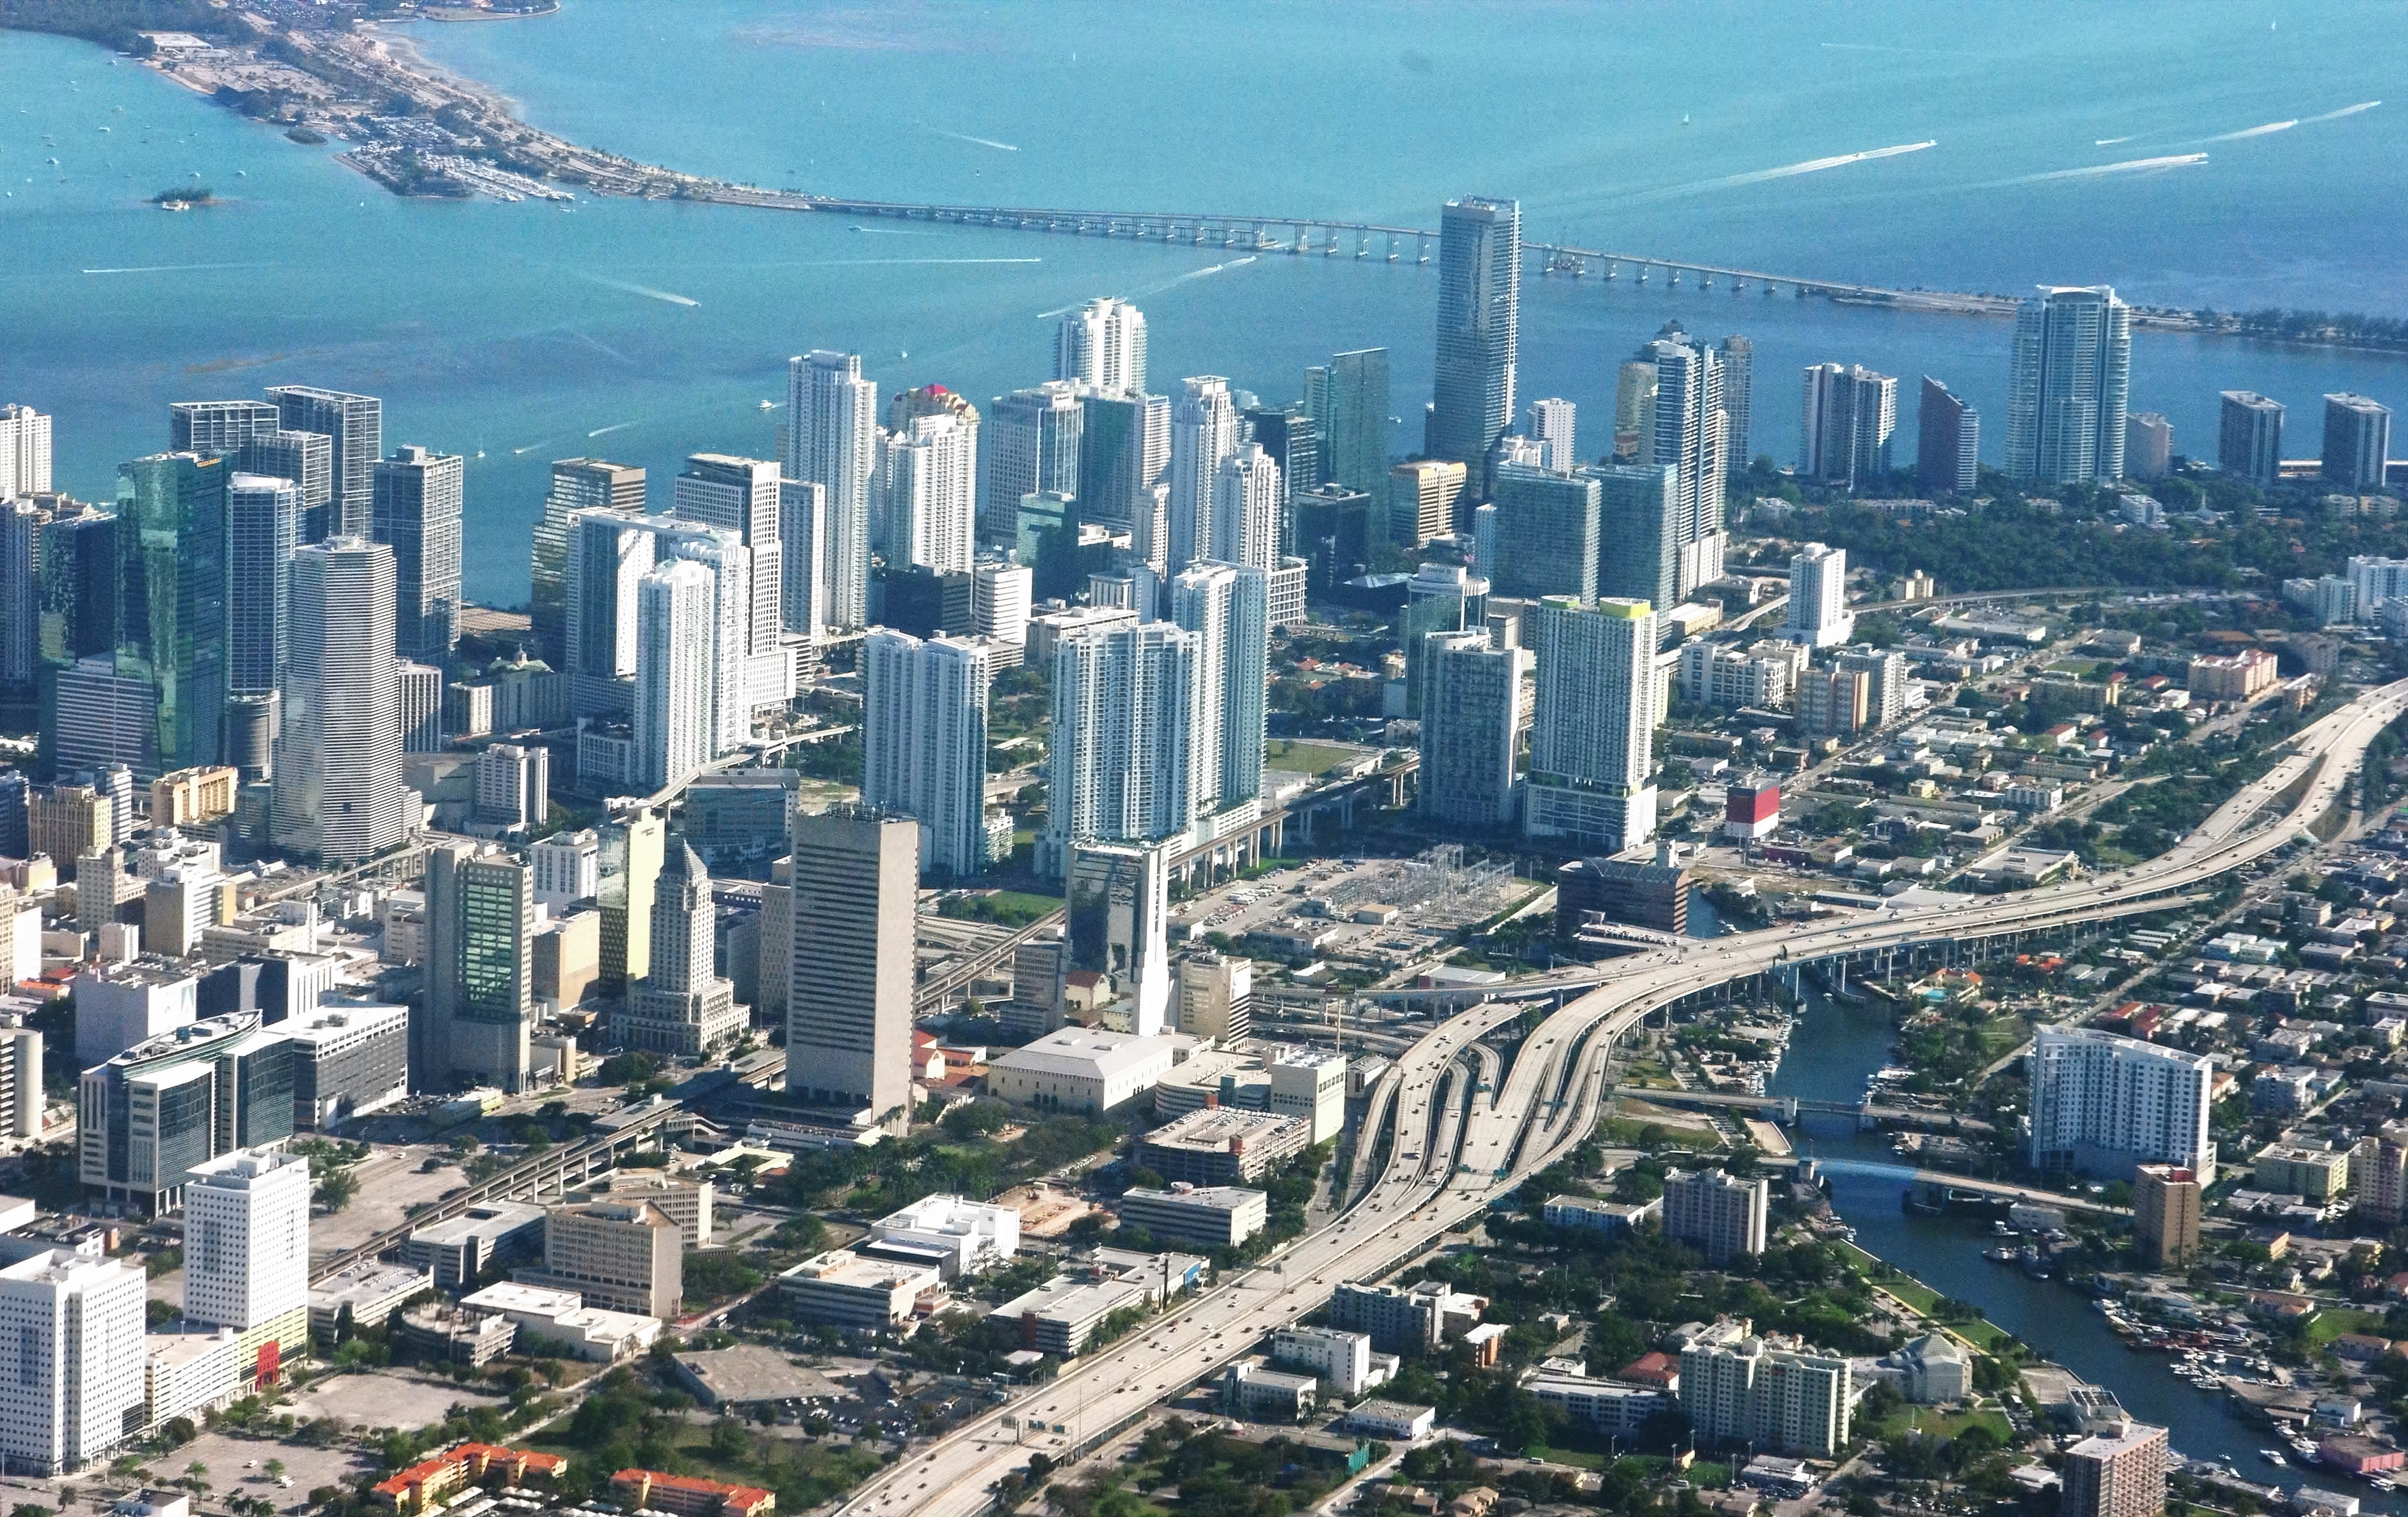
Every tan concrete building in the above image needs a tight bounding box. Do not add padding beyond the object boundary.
[2132,1164,2201,1269]
[2063,1421,2167,1517]
[149,767,239,829]
[568,1170,714,1247]
[514,1200,681,1319]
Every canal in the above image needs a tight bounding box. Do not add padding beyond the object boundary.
[1765,987,2350,1497]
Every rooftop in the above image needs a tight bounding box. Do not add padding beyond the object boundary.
[991,1026,1185,1081]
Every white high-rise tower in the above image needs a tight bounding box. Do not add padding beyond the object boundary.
[785,351,877,630]
[1043,622,1198,877]
[633,557,717,791]
[2004,285,2131,485]
[1523,595,1659,853]
[863,629,994,879]
[274,538,404,865]
[878,412,979,574]
[1171,562,1270,816]
[183,1148,312,1368]
[0,1250,148,1474]
[0,404,54,498]
[1209,443,1285,572]
[1055,297,1148,396]
[1783,542,1854,648]
[1168,377,1239,575]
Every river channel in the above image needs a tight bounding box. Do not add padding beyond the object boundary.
[1766,989,2354,1498]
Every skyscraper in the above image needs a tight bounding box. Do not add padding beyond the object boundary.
[1524,397,1576,472]
[1916,377,1980,495]
[632,557,717,791]
[1524,596,1658,853]
[1067,840,1172,1036]
[1168,377,1239,573]
[876,414,978,574]
[1487,461,1598,602]
[620,842,743,1056]
[265,385,381,540]
[1400,563,1488,718]
[1613,361,1658,463]
[0,404,53,499]
[787,807,917,1125]
[236,427,333,533]
[182,1147,312,1374]
[597,805,664,989]
[1241,404,1320,507]
[1044,622,1198,876]
[1055,296,1148,395]
[225,473,298,699]
[0,1250,147,1474]
[1420,630,1526,828]
[2028,1025,2215,1180]
[169,399,277,454]
[1783,542,1854,649]
[1171,562,1269,817]
[785,351,877,630]
[1,499,45,689]
[1387,458,1468,548]
[2323,392,2394,491]
[1429,196,1520,470]
[2062,1423,2167,1517]
[1305,348,1391,494]
[1593,463,1681,611]
[1209,443,1285,571]
[673,453,788,681]
[779,478,828,640]
[1662,1168,1770,1263]
[531,458,645,664]
[2125,411,2173,480]
[425,841,535,1092]
[116,453,228,779]
[2218,392,2283,490]
[1646,328,1729,593]
[863,629,993,879]
[372,445,464,662]
[274,538,404,865]
[1078,390,1169,531]
[1719,334,1754,466]
[1797,363,1897,491]
[2004,285,2131,484]
[2131,1164,2200,1269]
[985,380,1085,545]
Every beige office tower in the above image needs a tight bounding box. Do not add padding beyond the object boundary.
[2062,1423,2167,1517]
[2131,1164,2200,1269]
[598,805,665,987]
[786,808,917,1129]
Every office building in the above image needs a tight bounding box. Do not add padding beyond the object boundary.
[1268,1048,1347,1145]
[863,630,992,879]
[2218,392,2284,491]
[1387,458,1467,549]
[1524,596,1658,853]
[786,807,916,1125]
[1078,389,1170,532]
[631,557,717,791]
[619,842,744,1057]
[1798,363,1897,491]
[1168,377,1239,573]
[866,1194,1021,1278]
[1171,561,1269,817]
[1835,647,1909,728]
[986,379,1085,543]
[1210,443,1285,571]
[1783,542,1853,648]
[424,842,535,1094]
[1429,196,1520,470]
[531,828,600,909]
[1243,403,1320,509]
[672,455,788,694]
[1137,1107,1310,1186]
[182,1148,311,1373]
[971,560,1033,659]
[777,1251,940,1331]
[72,962,198,1068]
[784,351,877,630]
[274,538,404,865]
[2028,1026,2215,1181]
[2062,1423,2168,1517]
[473,743,548,829]
[1123,1185,1268,1252]
[1328,1280,1486,1355]
[398,663,442,753]
[0,498,39,688]
[1720,334,1754,464]
[1400,562,1487,715]
[170,399,277,454]
[0,1250,148,1474]
[530,459,645,663]
[2125,412,2173,480]
[878,412,978,574]
[2131,1163,2200,1269]
[1594,463,1681,609]
[597,805,664,988]
[1678,1320,1852,1458]
[1044,620,1196,876]
[1067,840,1173,1037]
[1662,1169,1768,1263]
[401,1200,546,1290]
[1487,461,1597,602]
[113,454,228,779]
[1174,951,1253,1044]
[265,386,380,540]
[2004,286,2131,484]
[518,1200,681,1319]
[77,1012,294,1213]
[0,403,52,499]
[1419,631,1525,828]
[225,474,298,701]
[2324,393,2394,491]
[1523,397,1576,472]
[1916,377,1981,495]
[1304,348,1390,495]
[1055,296,1147,395]
[988,1025,1178,1113]
[371,446,464,661]
[281,1001,410,1129]
[1644,326,1730,593]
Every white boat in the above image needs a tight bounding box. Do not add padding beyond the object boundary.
[2265,1451,2289,1466]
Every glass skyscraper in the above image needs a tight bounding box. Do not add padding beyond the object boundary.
[266,385,381,541]
[2004,285,2131,485]
[1303,347,1391,495]
[225,473,298,698]
[1428,197,1520,473]
[372,445,465,662]
[116,453,227,779]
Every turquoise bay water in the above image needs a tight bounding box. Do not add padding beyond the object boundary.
[4,2,2407,603]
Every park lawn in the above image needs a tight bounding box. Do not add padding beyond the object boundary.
[1601,1115,1722,1151]
[1529,1446,1609,1470]
[1858,1406,2015,1444]
[1840,1244,2012,1349]
[1264,738,1362,777]
[2307,1308,2386,1348]
[1951,1317,2015,1352]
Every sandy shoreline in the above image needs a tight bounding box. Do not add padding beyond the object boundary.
[364,19,526,120]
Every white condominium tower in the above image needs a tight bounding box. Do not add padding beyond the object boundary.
[0,1250,148,1474]
[1678,1320,1853,1458]
[530,457,645,663]
[785,350,877,630]
[0,403,52,497]
[1524,397,1576,472]
[1523,595,1658,853]
[1662,1168,1769,1263]
[863,629,994,879]
[1797,364,1898,492]
[1209,442,1285,572]
[633,557,717,791]
[1043,620,1198,878]
[1056,296,1148,396]
[274,538,404,866]
[1418,630,1527,828]
[673,453,787,677]
[265,385,381,540]
[878,411,979,574]
[1645,327,1729,593]
[2029,1025,2215,1181]
[2005,285,2131,485]
[1171,561,1270,817]
[1168,377,1239,574]
[1783,541,1854,648]
[182,1148,312,1368]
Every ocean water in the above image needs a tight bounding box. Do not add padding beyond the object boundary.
[4,1,2407,603]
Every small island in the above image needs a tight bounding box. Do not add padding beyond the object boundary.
[150,185,213,209]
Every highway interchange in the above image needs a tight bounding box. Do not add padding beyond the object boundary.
[837,678,2408,1517]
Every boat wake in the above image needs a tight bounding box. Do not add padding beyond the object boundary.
[1623,140,1937,203]
[1985,152,2208,187]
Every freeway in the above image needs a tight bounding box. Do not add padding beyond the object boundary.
[835,679,2408,1517]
